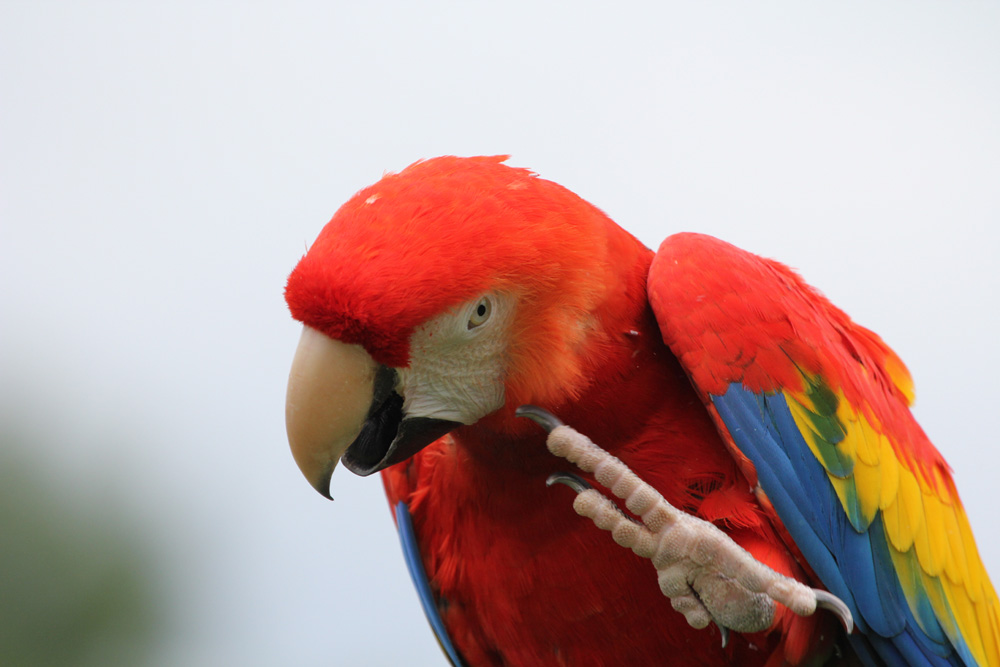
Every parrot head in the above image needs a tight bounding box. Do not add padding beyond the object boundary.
[284,156,650,498]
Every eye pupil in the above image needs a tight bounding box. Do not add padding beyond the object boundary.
[468,297,492,329]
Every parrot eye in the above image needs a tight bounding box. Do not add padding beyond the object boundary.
[467,297,492,329]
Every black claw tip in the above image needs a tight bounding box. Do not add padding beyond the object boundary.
[546,471,593,494]
[515,405,565,433]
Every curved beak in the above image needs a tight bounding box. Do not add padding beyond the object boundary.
[285,326,376,499]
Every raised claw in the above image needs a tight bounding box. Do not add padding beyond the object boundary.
[815,588,854,634]
[515,405,565,433]
[518,405,855,639]
[546,471,594,494]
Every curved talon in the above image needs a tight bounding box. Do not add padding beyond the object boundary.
[546,471,593,493]
[814,589,854,634]
[516,405,565,433]
[718,625,730,649]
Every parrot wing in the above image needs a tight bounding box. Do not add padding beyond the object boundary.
[648,233,1000,666]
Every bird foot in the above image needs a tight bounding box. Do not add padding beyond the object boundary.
[517,405,854,643]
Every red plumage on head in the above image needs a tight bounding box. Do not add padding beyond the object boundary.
[285,155,646,379]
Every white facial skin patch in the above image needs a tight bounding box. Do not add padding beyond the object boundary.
[396,293,513,425]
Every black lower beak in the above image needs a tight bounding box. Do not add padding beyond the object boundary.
[340,366,461,476]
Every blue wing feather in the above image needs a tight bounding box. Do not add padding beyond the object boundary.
[395,501,466,667]
[713,386,860,624]
[713,384,965,666]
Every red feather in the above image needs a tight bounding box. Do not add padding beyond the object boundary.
[650,232,948,483]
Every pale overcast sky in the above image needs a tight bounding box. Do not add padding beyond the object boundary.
[2,3,998,665]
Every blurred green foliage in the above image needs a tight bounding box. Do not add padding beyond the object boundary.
[0,429,164,666]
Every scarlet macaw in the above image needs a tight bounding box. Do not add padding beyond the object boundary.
[284,156,999,665]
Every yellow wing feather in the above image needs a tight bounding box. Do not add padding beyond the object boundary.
[879,435,900,511]
[787,380,999,665]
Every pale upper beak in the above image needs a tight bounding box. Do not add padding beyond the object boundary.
[285,325,376,498]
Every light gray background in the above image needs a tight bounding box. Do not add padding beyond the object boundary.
[2,3,998,665]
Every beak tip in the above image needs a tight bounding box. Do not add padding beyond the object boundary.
[312,465,335,501]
